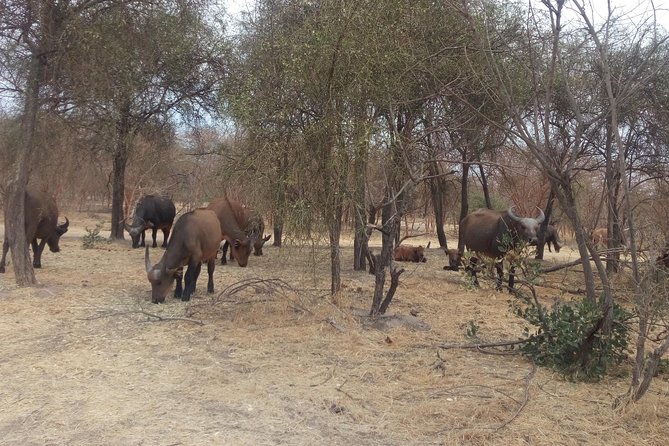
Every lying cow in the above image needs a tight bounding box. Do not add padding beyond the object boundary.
[144,208,222,303]
[393,244,426,263]
[0,186,69,272]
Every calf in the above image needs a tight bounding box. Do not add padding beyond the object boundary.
[393,244,426,263]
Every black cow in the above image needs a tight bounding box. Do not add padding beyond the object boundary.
[0,187,69,272]
[459,206,545,291]
[125,195,176,249]
[545,224,562,253]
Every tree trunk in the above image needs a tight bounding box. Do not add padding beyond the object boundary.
[370,188,400,317]
[428,162,448,249]
[5,51,45,285]
[353,202,368,271]
[535,190,555,260]
[110,147,128,240]
[272,216,283,247]
[478,162,492,209]
[457,156,470,254]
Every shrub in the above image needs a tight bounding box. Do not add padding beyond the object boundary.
[82,222,108,249]
[516,298,631,381]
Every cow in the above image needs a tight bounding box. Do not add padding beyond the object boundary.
[545,224,563,253]
[459,206,545,291]
[443,248,462,271]
[393,244,426,263]
[220,204,271,263]
[144,208,222,303]
[0,187,69,273]
[591,227,608,249]
[125,195,176,249]
[206,197,255,267]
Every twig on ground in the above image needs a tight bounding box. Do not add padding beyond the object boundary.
[438,339,529,350]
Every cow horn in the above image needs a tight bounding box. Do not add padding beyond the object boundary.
[145,246,152,273]
[508,206,522,222]
[535,207,545,224]
[59,217,69,230]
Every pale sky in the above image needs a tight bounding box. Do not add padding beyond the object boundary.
[224,0,669,30]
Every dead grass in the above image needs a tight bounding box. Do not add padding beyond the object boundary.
[0,212,668,445]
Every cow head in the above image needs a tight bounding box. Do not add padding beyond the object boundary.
[227,236,253,267]
[46,217,69,253]
[145,246,178,303]
[415,246,426,262]
[125,217,146,248]
[508,206,545,246]
[253,234,272,256]
[443,248,462,271]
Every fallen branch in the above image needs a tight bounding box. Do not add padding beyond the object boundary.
[438,338,529,350]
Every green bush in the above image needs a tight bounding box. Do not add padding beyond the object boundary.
[82,222,108,249]
[516,299,631,381]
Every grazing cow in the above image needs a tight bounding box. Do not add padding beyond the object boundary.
[221,204,271,262]
[393,244,426,263]
[125,195,176,249]
[0,187,69,273]
[591,227,608,249]
[206,197,255,267]
[144,208,222,303]
[545,224,563,253]
[443,248,462,271]
[460,206,545,290]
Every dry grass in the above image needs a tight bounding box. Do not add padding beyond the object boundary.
[0,212,668,445]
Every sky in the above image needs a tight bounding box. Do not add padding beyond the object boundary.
[223,0,669,31]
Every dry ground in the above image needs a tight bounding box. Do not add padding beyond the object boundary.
[0,212,668,445]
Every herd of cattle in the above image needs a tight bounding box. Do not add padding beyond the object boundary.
[3,187,666,300]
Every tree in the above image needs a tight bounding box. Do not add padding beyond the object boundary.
[0,0,121,285]
[60,0,226,240]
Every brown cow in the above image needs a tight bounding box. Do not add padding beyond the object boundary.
[591,227,608,249]
[460,206,545,290]
[393,244,426,262]
[0,187,69,273]
[221,204,271,262]
[206,197,255,267]
[145,208,222,303]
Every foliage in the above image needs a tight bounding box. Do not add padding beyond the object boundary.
[465,320,480,339]
[82,222,109,249]
[516,298,631,381]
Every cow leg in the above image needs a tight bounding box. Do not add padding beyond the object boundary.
[151,228,158,248]
[495,261,504,291]
[182,260,201,302]
[174,267,184,299]
[0,239,9,273]
[32,239,47,268]
[465,257,480,287]
[161,228,170,248]
[508,265,516,292]
[221,241,229,265]
[140,230,146,247]
[547,242,552,253]
[207,260,215,293]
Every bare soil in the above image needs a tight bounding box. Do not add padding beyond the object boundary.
[0,212,668,445]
